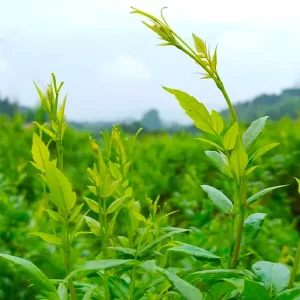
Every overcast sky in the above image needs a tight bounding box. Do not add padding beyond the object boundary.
[0,0,300,124]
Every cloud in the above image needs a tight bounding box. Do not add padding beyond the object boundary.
[103,55,151,80]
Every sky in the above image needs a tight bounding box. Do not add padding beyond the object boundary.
[0,0,300,124]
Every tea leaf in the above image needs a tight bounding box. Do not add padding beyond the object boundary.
[223,122,238,150]
[0,253,58,295]
[242,116,268,151]
[247,185,288,205]
[251,143,279,161]
[243,280,271,300]
[108,276,129,299]
[276,287,300,299]
[192,33,207,56]
[241,213,266,246]
[109,247,136,257]
[295,177,300,194]
[138,228,188,257]
[158,268,203,300]
[252,261,290,294]
[32,133,50,171]
[45,209,65,223]
[84,197,99,213]
[45,160,76,211]
[107,207,122,236]
[107,196,126,214]
[167,243,221,265]
[84,216,101,236]
[69,203,84,222]
[201,185,233,214]
[163,87,214,134]
[230,138,248,179]
[109,161,122,181]
[30,232,62,245]
[196,138,223,150]
[57,283,67,300]
[77,259,136,273]
[205,151,232,177]
[82,289,93,300]
[211,46,218,72]
[185,269,246,284]
[211,110,224,134]
[245,166,258,176]
[33,122,55,139]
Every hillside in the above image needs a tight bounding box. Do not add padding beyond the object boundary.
[221,88,300,122]
[1,87,299,133]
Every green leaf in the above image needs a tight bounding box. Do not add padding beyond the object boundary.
[57,283,68,300]
[107,196,126,214]
[167,243,221,265]
[196,138,223,150]
[109,276,129,299]
[30,232,62,245]
[251,143,279,161]
[230,138,248,179]
[158,268,203,300]
[245,166,258,176]
[84,197,99,213]
[242,116,268,151]
[109,161,122,180]
[211,110,224,134]
[192,33,207,55]
[243,280,271,300]
[252,261,290,294]
[138,228,189,257]
[163,87,214,134]
[0,253,57,295]
[211,46,218,72]
[75,259,136,274]
[295,177,300,194]
[33,122,55,139]
[45,160,76,211]
[276,287,300,299]
[223,122,239,150]
[201,185,233,214]
[32,133,50,171]
[69,203,84,222]
[205,151,232,177]
[45,209,65,223]
[185,269,246,284]
[109,247,136,257]
[241,213,266,247]
[82,289,93,300]
[247,185,288,205]
[84,216,101,236]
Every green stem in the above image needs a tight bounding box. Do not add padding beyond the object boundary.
[288,239,300,288]
[56,137,76,298]
[98,194,110,300]
[228,215,235,268]
[64,222,76,300]
[231,177,247,269]
[215,76,239,124]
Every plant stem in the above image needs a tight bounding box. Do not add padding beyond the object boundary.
[288,239,300,288]
[64,223,76,300]
[98,194,110,300]
[56,137,76,298]
[231,177,247,269]
[228,215,235,268]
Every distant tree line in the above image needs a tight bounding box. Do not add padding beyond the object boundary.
[1,87,299,134]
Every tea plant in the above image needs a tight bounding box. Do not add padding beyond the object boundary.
[1,75,216,299]
[130,6,300,298]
